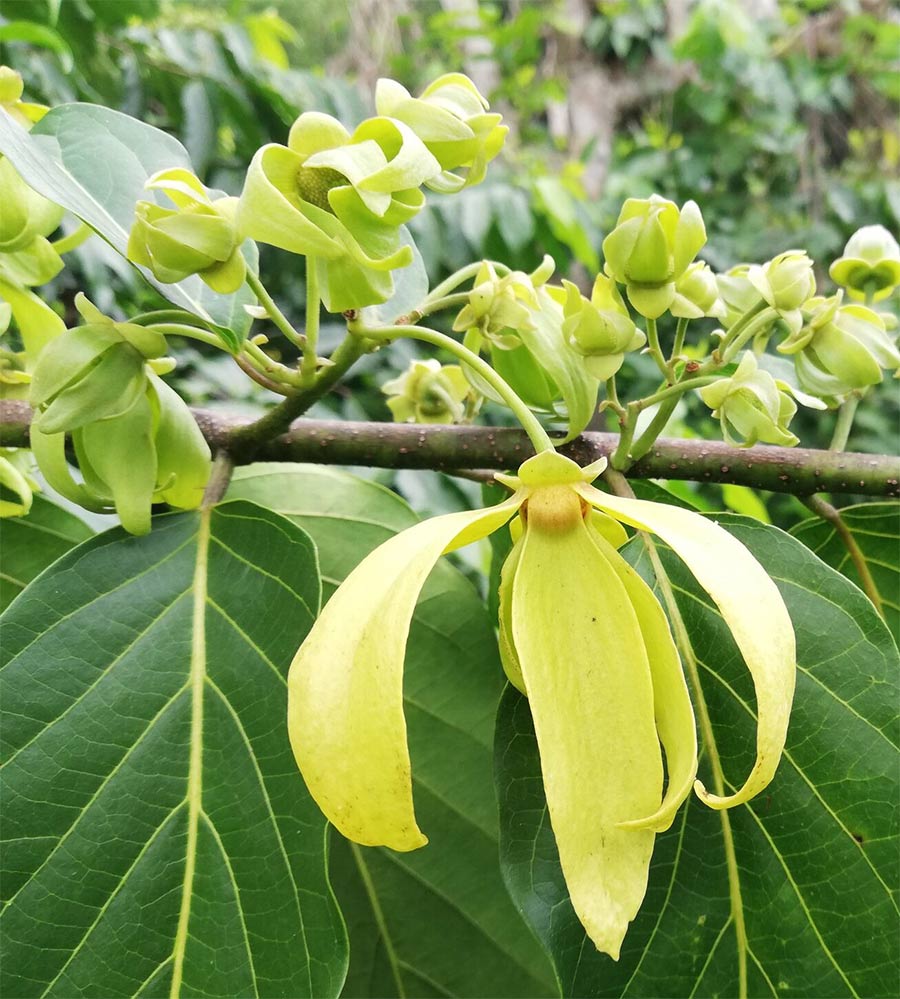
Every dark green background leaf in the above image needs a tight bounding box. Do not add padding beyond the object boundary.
[0,104,256,343]
[495,516,899,997]
[0,494,93,611]
[228,464,556,999]
[790,501,900,641]
[1,500,346,998]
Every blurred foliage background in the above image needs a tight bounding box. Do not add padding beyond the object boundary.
[2,0,898,526]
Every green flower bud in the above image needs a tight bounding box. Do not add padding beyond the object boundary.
[29,295,166,434]
[748,251,816,332]
[671,261,725,319]
[127,168,246,293]
[239,111,442,311]
[562,275,645,380]
[778,292,900,399]
[375,73,508,192]
[829,225,900,302]
[699,352,800,447]
[382,360,470,424]
[602,195,706,319]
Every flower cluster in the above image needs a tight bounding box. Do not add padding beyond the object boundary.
[28,296,210,534]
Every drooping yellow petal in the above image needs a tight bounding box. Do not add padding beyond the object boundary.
[588,527,697,832]
[512,485,662,959]
[578,484,796,809]
[497,535,526,694]
[288,493,522,851]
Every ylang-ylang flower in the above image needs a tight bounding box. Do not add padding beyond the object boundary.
[287,450,796,958]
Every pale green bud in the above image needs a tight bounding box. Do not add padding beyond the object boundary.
[375,73,508,192]
[0,66,48,128]
[0,157,64,258]
[562,276,645,380]
[128,168,246,293]
[671,261,725,319]
[602,195,706,318]
[778,292,900,399]
[382,360,470,424]
[716,265,762,329]
[0,448,38,518]
[829,225,900,302]
[699,352,799,447]
[748,251,816,331]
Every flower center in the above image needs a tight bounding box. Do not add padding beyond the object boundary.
[295,166,345,213]
[522,486,588,534]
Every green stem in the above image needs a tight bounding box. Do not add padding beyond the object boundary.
[131,309,219,330]
[716,299,767,357]
[630,396,680,463]
[829,396,859,452]
[410,292,471,321]
[147,323,231,351]
[803,494,884,618]
[719,306,778,364]
[351,321,555,454]
[50,221,92,255]
[422,260,510,304]
[610,402,638,470]
[670,316,689,365]
[246,271,305,350]
[242,340,304,387]
[228,334,367,459]
[301,256,320,386]
[639,374,721,411]
[645,317,670,378]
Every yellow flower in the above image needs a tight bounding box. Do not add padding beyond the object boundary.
[287,450,796,958]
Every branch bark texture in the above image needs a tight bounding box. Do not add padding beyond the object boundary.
[4,400,898,497]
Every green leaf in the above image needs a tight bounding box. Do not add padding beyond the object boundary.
[790,501,899,641]
[0,494,94,611]
[0,21,74,72]
[1,501,347,998]
[0,104,255,345]
[227,465,556,999]
[495,515,899,997]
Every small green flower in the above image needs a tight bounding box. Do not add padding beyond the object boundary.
[717,265,762,329]
[382,359,470,424]
[0,448,38,518]
[671,261,725,320]
[0,66,48,128]
[748,251,816,332]
[29,296,210,533]
[452,260,541,346]
[602,195,707,318]
[829,225,900,302]
[562,275,645,379]
[238,110,442,311]
[778,292,900,400]
[287,449,795,958]
[127,168,246,293]
[699,352,814,447]
[375,72,508,192]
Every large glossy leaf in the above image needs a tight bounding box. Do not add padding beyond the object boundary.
[790,501,900,641]
[0,104,255,345]
[228,465,556,999]
[0,494,93,611]
[495,515,899,998]
[1,501,346,998]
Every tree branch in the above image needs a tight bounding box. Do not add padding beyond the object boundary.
[4,400,898,497]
